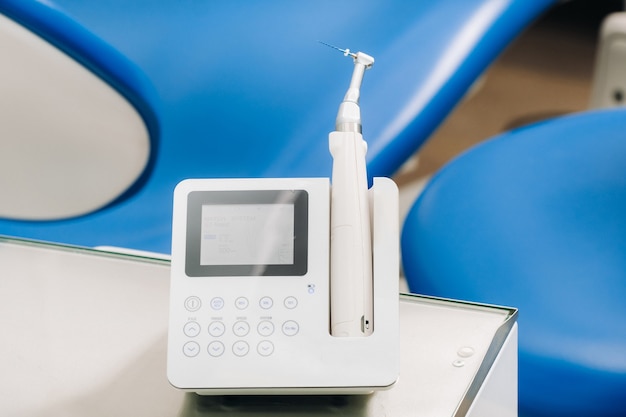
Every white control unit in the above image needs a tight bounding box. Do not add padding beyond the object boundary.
[167,177,399,394]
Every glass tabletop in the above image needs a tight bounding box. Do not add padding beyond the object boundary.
[0,236,516,417]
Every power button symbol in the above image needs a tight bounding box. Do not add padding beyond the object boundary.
[184,296,201,312]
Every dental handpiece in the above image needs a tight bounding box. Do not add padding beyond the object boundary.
[323,43,375,337]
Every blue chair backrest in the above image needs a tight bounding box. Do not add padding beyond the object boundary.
[0,0,555,253]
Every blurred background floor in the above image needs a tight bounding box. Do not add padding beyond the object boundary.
[393,0,625,219]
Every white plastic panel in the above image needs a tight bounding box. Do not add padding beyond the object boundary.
[589,12,626,109]
[467,324,518,417]
[0,14,150,220]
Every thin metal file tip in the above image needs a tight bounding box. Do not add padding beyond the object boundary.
[318,41,357,58]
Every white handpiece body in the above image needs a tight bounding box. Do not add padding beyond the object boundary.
[324,46,375,337]
[329,130,373,337]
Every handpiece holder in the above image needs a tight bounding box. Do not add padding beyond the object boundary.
[329,130,374,337]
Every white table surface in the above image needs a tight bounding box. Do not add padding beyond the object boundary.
[0,237,516,417]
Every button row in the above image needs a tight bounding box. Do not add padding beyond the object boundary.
[184,296,298,312]
[184,320,299,338]
[183,340,275,358]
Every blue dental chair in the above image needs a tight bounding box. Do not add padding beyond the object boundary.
[401,6,626,416]
[402,108,626,416]
[0,0,555,254]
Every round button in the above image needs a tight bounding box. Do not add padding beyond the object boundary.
[257,340,275,357]
[257,320,275,337]
[235,297,249,310]
[457,346,475,358]
[208,341,225,357]
[452,359,465,368]
[183,321,201,337]
[183,341,200,357]
[208,321,226,337]
[232,341,250,357]
[284,296,298,309]
[233,320,250,337]
[282,320,299,336]
[210,297,225,310]
[184,296,201,312]
[259,296,273,309]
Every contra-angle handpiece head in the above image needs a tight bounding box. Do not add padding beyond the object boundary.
[320,42,375,133]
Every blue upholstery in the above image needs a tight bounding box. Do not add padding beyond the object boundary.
[0,0,555,253]
[402,109,626,417]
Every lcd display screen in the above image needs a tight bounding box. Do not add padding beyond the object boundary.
[185,190,308,276]
[200,203,295,266]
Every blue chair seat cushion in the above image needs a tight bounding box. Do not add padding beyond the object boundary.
[402,109,626,416]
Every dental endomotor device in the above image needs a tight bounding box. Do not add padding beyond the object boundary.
[167,44,399,395]
[325,43,375,337]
